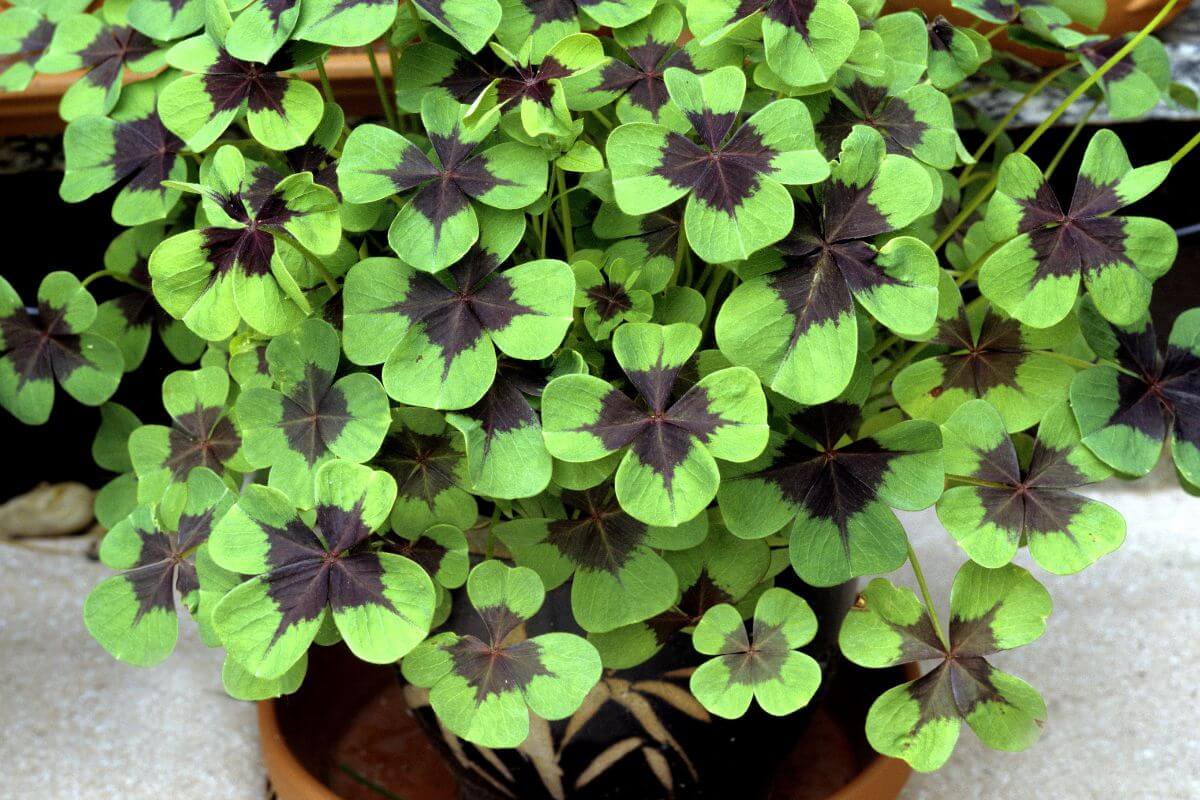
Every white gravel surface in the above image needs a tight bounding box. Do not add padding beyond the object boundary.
[1,463,1196,800]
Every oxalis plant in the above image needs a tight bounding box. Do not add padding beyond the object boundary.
[2,0,1199,778]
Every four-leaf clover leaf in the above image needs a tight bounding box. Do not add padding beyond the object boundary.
[840,561,1052,772]
[979,129,1176,329]
[938,400,1125,574]
[543,322,768,526]
[84,467,234,666]
[716,125,938,405]
[608,65,830,264]
[690,587,821,719]
[210,460,436,678]
[0,271,123,425]
[401,560,603,748]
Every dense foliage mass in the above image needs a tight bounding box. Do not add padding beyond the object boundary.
[2,0,1198,775]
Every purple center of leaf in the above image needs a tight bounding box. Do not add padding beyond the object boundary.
[112,113,184,194]
[546,487,648,573]
[203,50,289,115]
[377,429,461,508]
[79,25,156,89]
[278,363,350,467]
[653,121,777,216]
[496,56,572,109]
[166,403,241,479]
[0,301,87,389]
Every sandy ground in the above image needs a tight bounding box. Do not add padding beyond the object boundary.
[1,463,1196,800]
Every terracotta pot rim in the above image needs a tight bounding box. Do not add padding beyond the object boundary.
[256,663,919,800]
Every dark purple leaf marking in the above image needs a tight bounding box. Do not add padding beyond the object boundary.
[125,506,219,621]
[585,277,633,321]
[262,0,298,26]
[201,180,298,278]
[817,81,927,160]
[646,569,731,646]
[202,49,290,116]
[460,358,544,452]
[2,16,53,70]
[1080,37,1135,81]
[496,55,572,109]
[0,300,88,389]
[930,310,1029,397]
[747,403,901,560]
[375,129,514,238]
[972,438,1090,539]
[166,404,241,479]
[653,123,776,215]
[579,354,729,488]
[286,143,341,200]
[448,635,553,702]
[261,500,397,642]
[111,112,185,194]
[546,486,648,574]
[385,249,534,375]
[720,619,790,685]
[1096,319,1200,448]
[277,363,351,466]
[1015,168,1133,286]
[78,26,156,89]
[375,428,463,509]
[767,183,901,340]
[319,0,393,26]
[382,530,450,578]
[437,48,506,105]
[927,16,955,51]
[595,41,694,118]
[522,0,580,28]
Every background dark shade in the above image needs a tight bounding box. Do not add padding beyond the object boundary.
[1,120,1198,498]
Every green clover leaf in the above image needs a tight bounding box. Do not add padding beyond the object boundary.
[716,126,938,405]
[210,460,435,678]
[690,587,821,719]
[938,400,1124,574]
[543,322,769,526]
[608,65,829,263]
[236,318,391,509]
[0,271,123,425]
[718,371,943,586]
[401,560,603,748]
[150,144,340,340]
[1069,301,1200,488]
[495,482,708,633]
[979,129,1175,329]
[128,366,244,505]
[84,467,234,666]
[840,561,1052,772]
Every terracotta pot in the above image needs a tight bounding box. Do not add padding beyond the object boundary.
[885,0,1190,66]
[258,640,918,800]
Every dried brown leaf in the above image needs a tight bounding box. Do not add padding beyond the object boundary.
[608,680,697,780]
[558,680,612,755]
[642,746,674,798]
[575,737,644,789]
[518,712,564,800]
[631,680,710,723]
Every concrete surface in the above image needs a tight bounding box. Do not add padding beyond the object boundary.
[1,463,1196,800]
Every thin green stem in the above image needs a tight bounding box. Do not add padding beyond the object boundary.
[907,542,949,651]
[672,227,689,285]
[945,473,1013,489]
[936,1,1177,255]
[701,267,728,329]
[278,233,339,295]
[1041,351,1098,371]
[983,24,1007,40]
[1169,128,1200,166]
[405,0,426,33]
[315,57,335,103]
[876,341,928,384]
[589,108,614,130]
[539,197,551,259]
[555,166,575,259]
[959,63,1074,182]
[1044,97,1101,179]
[366,46,398,130]
[80,269,116,288]
[948,84,993,105]
[1019,0,1178,154]
[337,765,409,800]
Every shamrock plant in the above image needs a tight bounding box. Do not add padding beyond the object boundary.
[5,0,1194,784]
